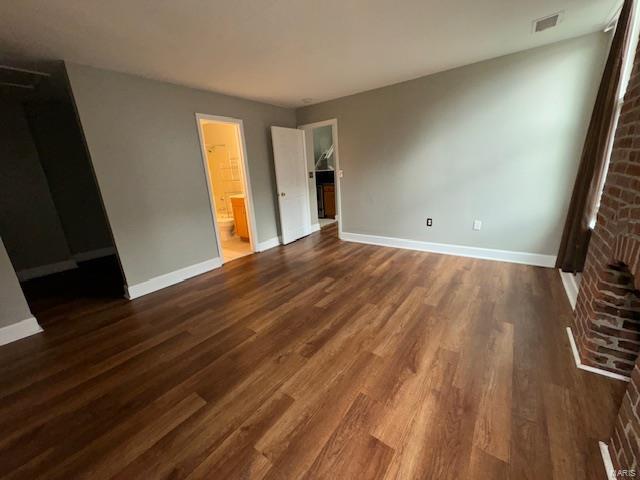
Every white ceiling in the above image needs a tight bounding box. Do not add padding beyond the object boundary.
[0,0,621,107]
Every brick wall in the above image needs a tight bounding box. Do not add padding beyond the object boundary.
[573,42,640,474]
[611,364,640,474]
[574,46,640,377]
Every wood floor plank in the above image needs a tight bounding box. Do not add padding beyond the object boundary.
[302,393,394,480]
[472,321,514,462]
[184,392,293,480]
[110,352,305,479]
[466,447,509,479]
[544,382,591,480]
[0,323,255,470]
[257,352,379,479]
[377,349,459,479]
[0,224,626,479]
[49,393,207,480]
[509,415,553,480]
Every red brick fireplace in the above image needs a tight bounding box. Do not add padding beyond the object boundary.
[572,42,640,474]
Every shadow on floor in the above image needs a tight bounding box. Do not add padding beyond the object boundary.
[20,255,125,325]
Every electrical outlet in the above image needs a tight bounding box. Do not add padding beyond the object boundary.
[308,171,314,179]
[426,218,433,227]
[473,220,482,231]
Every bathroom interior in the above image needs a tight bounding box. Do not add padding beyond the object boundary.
[312,125,336,228]
[201,120,252,262]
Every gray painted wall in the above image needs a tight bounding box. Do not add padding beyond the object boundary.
[66,63,296,286]
[0,99,73,272]
[0,238,32,328]
[25,101,114,256]
[296,33,610,256]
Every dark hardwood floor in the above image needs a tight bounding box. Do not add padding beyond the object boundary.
[0,224,625,479]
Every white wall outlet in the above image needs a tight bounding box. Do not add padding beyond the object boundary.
[337,169,344,178]
[473,220,482,231]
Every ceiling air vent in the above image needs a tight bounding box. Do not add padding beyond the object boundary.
[533,12,564,33]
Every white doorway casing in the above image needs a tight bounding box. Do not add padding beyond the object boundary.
[195,113,258,263]
[298,119,343,238]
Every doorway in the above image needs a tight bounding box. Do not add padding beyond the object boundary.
[196,114,257,263]
[299,119,342,236]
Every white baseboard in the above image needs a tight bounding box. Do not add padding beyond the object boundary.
[73,246,117,262]
[559,270,579,310]
[256,237,281,252]
[0,317,43,346]
[125,257,222,300]
[17,259,78,282]
[599,441,617,480]
[566,327,630,382]
[340,231,557,267]
[310,223,321,233]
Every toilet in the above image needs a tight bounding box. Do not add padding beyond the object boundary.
[217,215,235,241]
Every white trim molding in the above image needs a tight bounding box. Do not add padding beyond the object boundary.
[73,246,117,263]
[17,259,78,282]
[559,270,579,310]
[310,223,321,233]
[0,317,43,346]
[599,441,617,480]
[125,257,222,300]
[566,327,630,382]
[340,231,556,267]
[256,237,281,252]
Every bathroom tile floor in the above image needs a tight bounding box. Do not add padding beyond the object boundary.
[221,236,252,262]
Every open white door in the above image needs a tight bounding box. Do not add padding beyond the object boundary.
[271,126,311,245]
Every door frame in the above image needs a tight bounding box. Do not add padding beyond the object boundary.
[195,113,258,262]
[298,118,343,237]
